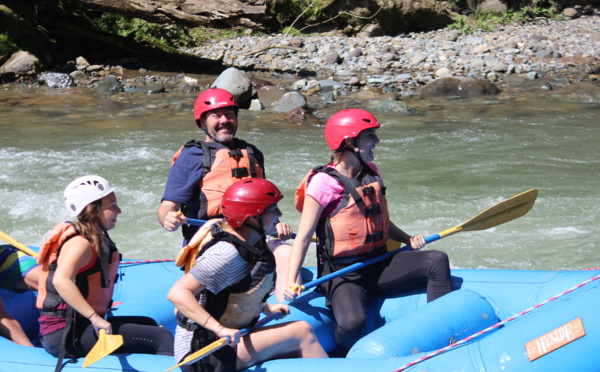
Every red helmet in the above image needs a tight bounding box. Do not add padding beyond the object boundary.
[324,109,380,151]
[193,88,238,126]
[222,179,284,228]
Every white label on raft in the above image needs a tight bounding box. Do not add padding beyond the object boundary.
[525,317,586,361]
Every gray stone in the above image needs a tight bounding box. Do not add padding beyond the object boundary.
[0,51,40,74]
[211,67,253,108]
[38,72,75,88]
[273,92,307,113]
[96,75,123,95]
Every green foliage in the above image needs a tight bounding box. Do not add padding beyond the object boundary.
[449,0,565,34]
[281,27,302,36]
[0,33,17,56]
[88,13,256,50]
[0,4,47,56]
[268,0,331,32]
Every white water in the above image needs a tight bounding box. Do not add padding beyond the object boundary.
[1,83,599,270]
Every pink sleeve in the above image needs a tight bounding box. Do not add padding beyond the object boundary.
[305,171,344,208]
[367,162,382,178]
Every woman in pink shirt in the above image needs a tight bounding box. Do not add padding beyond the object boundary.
[285,109,453,355]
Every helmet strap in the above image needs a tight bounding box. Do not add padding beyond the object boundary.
[243,216,266,237]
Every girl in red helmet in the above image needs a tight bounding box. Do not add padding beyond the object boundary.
[285,109,453,354]
[168,179,327,372]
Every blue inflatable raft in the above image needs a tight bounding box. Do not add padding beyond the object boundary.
[2,254,600,372]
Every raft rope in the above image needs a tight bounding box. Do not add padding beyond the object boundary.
[391,270,600,372]
[120,259,174,265]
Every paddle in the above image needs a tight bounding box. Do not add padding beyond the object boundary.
[0,229,39,258]
[164,310,284,372]
[298,188,538,291]
[82,329,124,368]
[183,218,325,244]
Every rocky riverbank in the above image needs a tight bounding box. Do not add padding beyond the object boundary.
[1,15,600,118]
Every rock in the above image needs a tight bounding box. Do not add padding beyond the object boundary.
[419,77,500,98]
[76,56,90,70]
[38,72,75,88]
[211,67,253,109]
[381,53,398,63]
[96,75,123,95]
[563,8,579,18]
[323,52,342,65]
[435,67,453,78]
[358,24,386,37]
[517,80,553,90]
[256,85,286,109]
[272,92,307,113]
[283,107,319,125]
[411,52,428,65]
[366,99,413,113]
[0,51,40,75]
[557,82,600,101]
[248,98,264,111]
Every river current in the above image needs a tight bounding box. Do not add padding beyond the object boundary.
[1,75,599,271]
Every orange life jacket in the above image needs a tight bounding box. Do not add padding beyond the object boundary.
[295,165,390,263]
[171,139,264,219]
[36,222,120,318]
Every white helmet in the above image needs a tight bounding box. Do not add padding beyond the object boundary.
[64,175,115,217]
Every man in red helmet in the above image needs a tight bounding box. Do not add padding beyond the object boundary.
[158,87,295,301]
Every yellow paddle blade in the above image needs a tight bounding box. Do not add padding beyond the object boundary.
[165,337,230,372]
[83,329,124,368]
[438,188,538,239]
[0,229,39,258]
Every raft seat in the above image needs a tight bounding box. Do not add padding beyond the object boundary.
[347,289,500,359]
[1,289,40,343]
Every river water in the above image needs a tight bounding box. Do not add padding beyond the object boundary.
[1,75,599,271]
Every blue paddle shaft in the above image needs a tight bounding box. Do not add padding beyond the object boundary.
[186,218,207,226]
[184,310,282,366]
[302,233,442,291]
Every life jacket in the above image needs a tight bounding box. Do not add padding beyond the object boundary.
[175,220,275,332]
[171,139,264,220]
[295,165,390,264]
[36,222,120,318]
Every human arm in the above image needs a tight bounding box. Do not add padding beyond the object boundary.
[0,298,34,347]
[157,200,187,231]
[263,302,289,318]
[167,272,242,345]
[274,222,293,241]
[389,221,425,250]
[284,196,323,301]
[52,236,112,334]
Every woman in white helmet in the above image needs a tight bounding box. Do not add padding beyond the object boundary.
[36,175,174,361]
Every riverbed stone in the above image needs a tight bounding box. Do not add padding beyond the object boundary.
[211,67,253,109]
[272,91,307,112]
[420,77,501,98]
[38,72,75,88]
[96,75,123,94]
[256,85,286,109]
[0,51,40,75]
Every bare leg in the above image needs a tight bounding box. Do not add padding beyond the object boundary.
[236,321,328,370]
[0,298,33,347]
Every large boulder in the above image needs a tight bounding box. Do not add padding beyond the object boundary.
[0,50,40,75]
[211,67,253,109]
[419,77,501,98]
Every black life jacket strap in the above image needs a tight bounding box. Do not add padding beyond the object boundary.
[54,305,75,372]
